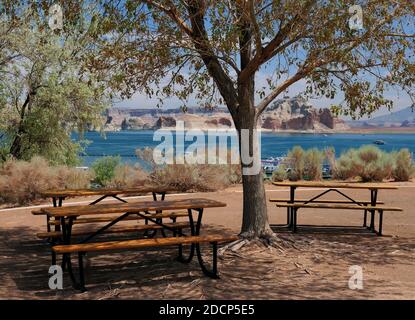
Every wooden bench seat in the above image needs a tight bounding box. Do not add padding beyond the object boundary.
[275,203,402,235]
[53,234,237,254]
[270,198,384,204]
[47,210,188,226]
[37,222,190,239]
[53,234,238,291]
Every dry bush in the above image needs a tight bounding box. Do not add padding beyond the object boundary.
[149,164,238,192]
[333,149,361,180]
[54,166,94,190]
[104,164,149,188]
[304,148,324,181]
[136,147,241,192]
[391,149,415,181]
[333,146,393,182]
[0,157,92,205]
[286,146,305,181]
[359,147,393,182]
[271,165,287,182]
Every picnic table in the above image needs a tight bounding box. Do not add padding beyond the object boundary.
[41,186,176,207]
[271,181,402,235]
[34,186,180,233]
[39,198,236,291]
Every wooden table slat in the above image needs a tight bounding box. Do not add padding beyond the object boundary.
[41,198,227,217]
[272,181,398,190]
[41,186,177,198]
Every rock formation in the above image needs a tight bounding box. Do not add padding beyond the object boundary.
[104,97,348,132]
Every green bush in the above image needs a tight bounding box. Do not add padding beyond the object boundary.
[304,148,324,180]
[91,156,121,187]
[391,149,415,181]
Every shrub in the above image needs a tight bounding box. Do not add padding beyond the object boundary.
[391,149,415,181]
[104,164,149,188]
[91,156,121,187]
[136,147,241,192]
[286,146,305,181]
[303,148,324,180]
[271,165,287,182]
[333,149,362,180]
[333,145,393,182]
[55,166,94,190]
[150,164,231,192]
[359,146,393,182]
[0,157,92,205]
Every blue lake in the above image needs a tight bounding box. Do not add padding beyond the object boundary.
[74,131,415,166]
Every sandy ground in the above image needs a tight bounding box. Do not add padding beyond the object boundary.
[0,182,414,300]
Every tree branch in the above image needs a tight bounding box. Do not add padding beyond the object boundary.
[186,0,239,116]
[239,0,315,84]
[255,69,307,118]
[142,0,194,37]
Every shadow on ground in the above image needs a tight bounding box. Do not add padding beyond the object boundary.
[0,224,414,299]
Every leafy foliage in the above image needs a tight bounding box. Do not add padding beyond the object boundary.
[91,156,121,187]
[0,3,110,165]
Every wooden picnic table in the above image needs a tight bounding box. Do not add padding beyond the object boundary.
[272,181,400,233]
[37,186,180,233]
[41,186,177,207]
[41,198,228,290]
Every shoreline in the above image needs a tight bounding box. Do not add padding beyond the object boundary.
[99,128,415,134]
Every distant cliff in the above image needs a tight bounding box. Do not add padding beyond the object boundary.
[348,106,415,128]
[104,97,348,132]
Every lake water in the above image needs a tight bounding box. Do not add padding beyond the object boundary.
[74,131,415,166]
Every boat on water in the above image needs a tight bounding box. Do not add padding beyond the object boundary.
[261,156,285,174]
[373,140,385,145]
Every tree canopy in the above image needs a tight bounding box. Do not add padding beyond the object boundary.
[0,1,111,164]
[91,0,414,118]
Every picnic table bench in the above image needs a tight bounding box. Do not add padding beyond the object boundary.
[40,198,237,291]
[271,181,402,235]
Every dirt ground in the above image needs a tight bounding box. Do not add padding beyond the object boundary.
[0,182,414,300]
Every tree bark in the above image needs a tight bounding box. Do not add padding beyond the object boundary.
[236,81,273,239]
[9,92,31,159]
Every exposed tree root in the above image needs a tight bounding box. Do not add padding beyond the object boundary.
[219,230,300,256]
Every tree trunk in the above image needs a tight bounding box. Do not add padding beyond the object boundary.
[236,83,274,239]
[9,92,32,159]
[240,170,273,238]
[9,134,23,159]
